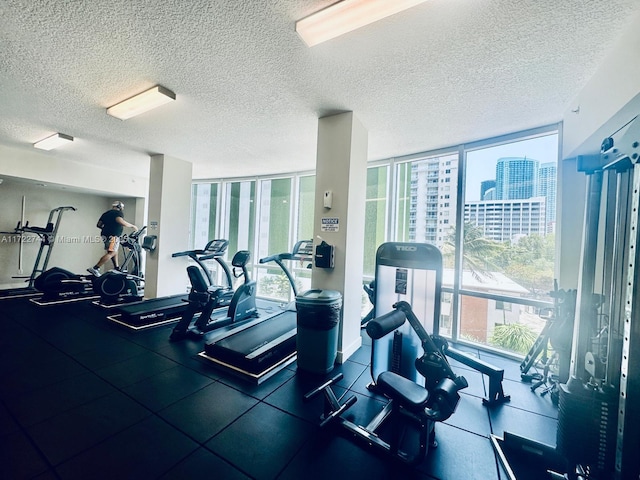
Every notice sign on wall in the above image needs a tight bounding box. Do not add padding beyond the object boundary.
[321,217,339,232]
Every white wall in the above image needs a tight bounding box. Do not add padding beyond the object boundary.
[558,12,640,290]
[0,144,147,198]
[563,11,640,158]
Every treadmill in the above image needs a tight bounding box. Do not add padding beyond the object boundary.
[200,239,314,383]
[106,239,231,331]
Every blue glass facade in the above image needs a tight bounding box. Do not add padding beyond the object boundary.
[495,157,539,200]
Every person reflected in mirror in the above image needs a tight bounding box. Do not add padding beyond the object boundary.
[87,201,137,277]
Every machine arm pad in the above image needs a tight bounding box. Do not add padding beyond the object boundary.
[366,309,406,339]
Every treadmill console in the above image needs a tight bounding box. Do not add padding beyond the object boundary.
[293,240,314,259]
[204,239,229,256]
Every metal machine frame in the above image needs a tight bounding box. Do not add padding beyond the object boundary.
[369,242,509,405]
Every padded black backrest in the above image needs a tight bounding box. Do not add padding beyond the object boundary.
[186,265,209,293]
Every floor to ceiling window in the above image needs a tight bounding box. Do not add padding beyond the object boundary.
[458,130,558,354]
[361,165,390,317]
[189,124,560,359]
[255,177,294,301]
[190,182,219,250]
[394,152,459,248]
[253,175,315,302]
[297,175,315,243]
[224,180,256,258]
[393,152,460,335]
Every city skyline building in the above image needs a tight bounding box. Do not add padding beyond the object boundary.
[407,155,556,247]
[408,154,458,247]
[495,157,539,201]
[480,179,496,200]
[537,162,557,230]
[465,197,547,242]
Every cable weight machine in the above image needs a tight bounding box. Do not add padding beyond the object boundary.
[555,116,640,480]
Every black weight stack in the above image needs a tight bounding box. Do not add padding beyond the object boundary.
[556,377,618,477]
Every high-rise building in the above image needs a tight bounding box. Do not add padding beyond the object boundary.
[495,157,539,200]
[480,180,496,200]
[408,154,458,247]
[465,197,547,242]
[537,162,557,230]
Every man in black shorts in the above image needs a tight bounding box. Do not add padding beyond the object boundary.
[87,201,137,277]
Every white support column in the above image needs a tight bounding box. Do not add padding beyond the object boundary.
[145,154,192,298]
[311,112,368,363]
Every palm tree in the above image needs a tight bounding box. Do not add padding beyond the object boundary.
[443,222,504,282]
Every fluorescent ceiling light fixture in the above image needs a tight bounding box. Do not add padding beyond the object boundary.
[296,0,428,47]
[106,85,176,120]
[33,133,74,150]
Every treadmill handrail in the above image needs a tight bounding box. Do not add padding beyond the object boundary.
[258,239,313,298]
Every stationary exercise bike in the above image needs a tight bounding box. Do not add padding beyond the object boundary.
[305,301,468,466]
[91,226,155,305]
[169,247,258,341]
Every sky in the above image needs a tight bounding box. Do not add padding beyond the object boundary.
[464,134,559,201]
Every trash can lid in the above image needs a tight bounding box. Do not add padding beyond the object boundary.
[296,289,342,305]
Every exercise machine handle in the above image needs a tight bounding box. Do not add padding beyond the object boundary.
[128,225,147,240]
[303,373,343,402]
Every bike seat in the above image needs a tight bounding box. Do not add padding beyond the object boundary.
[377,371,429,412]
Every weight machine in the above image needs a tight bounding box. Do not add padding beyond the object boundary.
[305,301,468,466]
[519,281,576,405]
[493,117,640,480]
[368,242,509,406]
[554,116,640,480]
[0,205,76,299]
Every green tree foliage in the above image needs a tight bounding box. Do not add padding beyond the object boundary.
[444,223,555,295]
[490,323,538,354]
[259,273,294,300]
[499,234,555,295]
[442,222,504,281]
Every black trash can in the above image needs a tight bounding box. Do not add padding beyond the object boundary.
[295,289,342,374]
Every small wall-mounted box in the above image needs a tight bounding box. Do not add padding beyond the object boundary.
[315,241,335,269]
[323,190,333,209]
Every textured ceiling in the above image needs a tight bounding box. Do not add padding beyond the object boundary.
[1,0,639,181]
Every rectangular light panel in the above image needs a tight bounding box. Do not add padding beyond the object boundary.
[106,85,176,120]
[33,133,74,150]
[296,0,429,47]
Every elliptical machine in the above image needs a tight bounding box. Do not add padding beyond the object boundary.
[91,226,154,306]
[169,248,257,341]
[32,266,95,304]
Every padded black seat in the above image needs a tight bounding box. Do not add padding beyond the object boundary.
[377,371,429,411]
